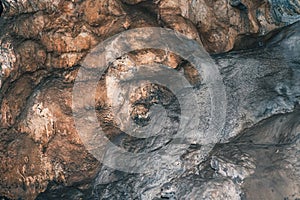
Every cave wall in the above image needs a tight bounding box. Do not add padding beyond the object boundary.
[0,0,300,199]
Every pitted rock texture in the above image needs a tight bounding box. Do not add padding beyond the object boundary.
[87,22,300,200]
[1,0,300,87]
[0,0,299,199]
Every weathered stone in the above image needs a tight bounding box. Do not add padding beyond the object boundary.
[0,0,299,199]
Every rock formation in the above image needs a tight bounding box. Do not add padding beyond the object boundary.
[0,0,299,199]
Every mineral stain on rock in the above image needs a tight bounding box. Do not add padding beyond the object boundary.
[0,0,300,199]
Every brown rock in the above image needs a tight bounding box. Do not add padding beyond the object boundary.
[0,0,299,199]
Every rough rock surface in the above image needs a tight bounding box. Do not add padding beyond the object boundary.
[0,0,299,199]
[86,22,300,200]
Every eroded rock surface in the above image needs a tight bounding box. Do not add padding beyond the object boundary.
[0,0,299,199]
[85,22,300,200]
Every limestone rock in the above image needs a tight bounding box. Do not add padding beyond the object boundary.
[0,0,299,199]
